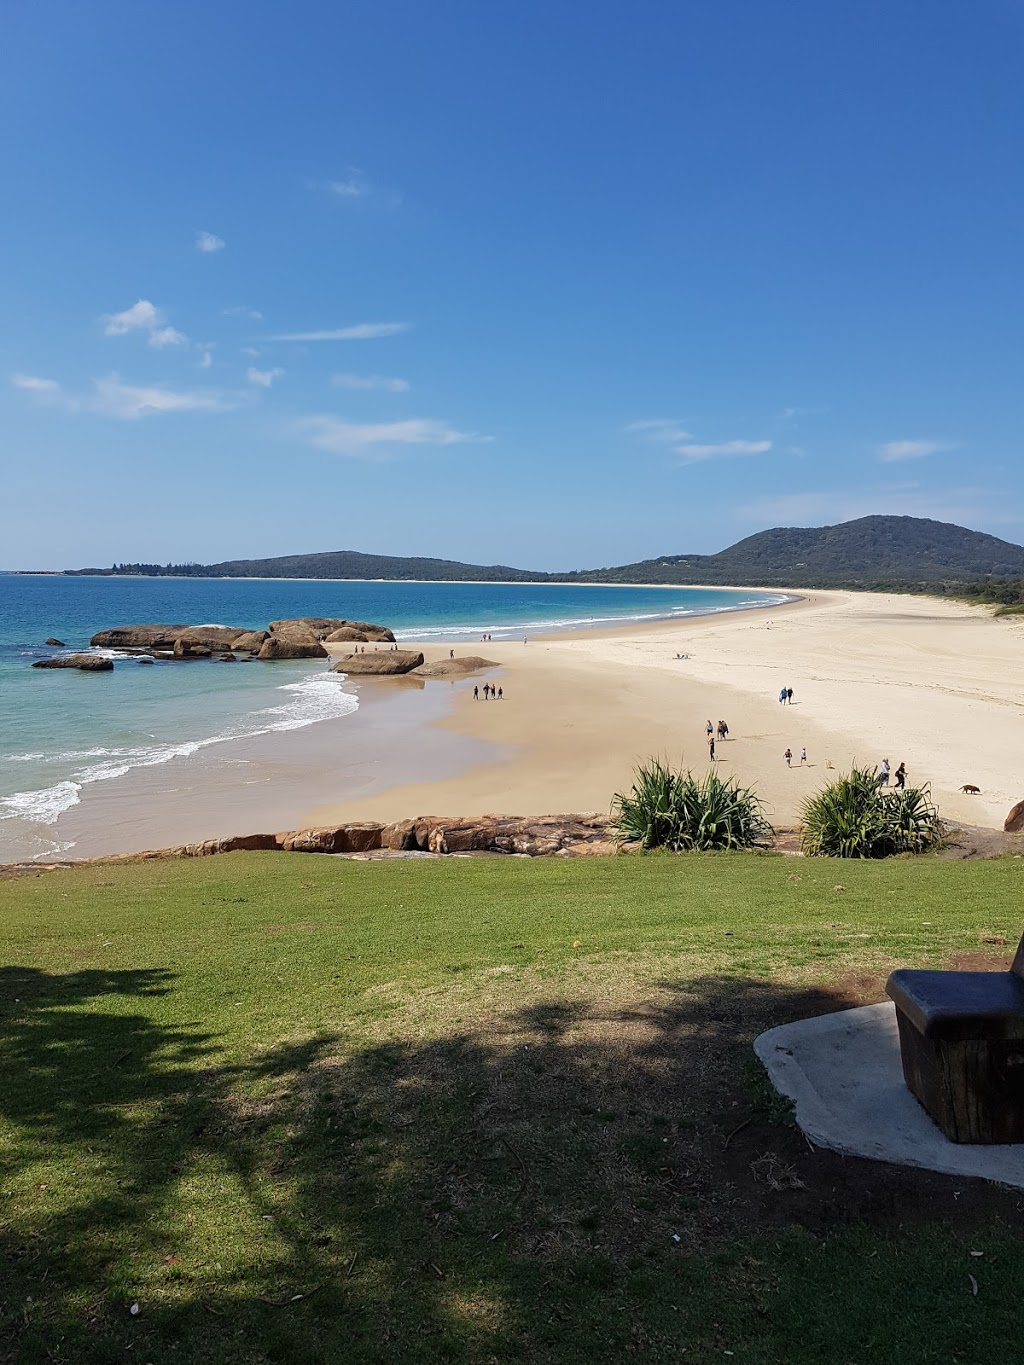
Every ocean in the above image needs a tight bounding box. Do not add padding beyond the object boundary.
[0,575,786,860]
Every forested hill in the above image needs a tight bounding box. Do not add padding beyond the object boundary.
[65,516,1024,591]
[68,550,545,583]
[570,516,1024,589]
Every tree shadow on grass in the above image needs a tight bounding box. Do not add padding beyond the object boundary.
[4,968,1024,1363]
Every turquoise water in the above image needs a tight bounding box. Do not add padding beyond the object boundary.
[0,575,786,857]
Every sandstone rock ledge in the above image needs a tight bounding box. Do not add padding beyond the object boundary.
[87,814,620,865]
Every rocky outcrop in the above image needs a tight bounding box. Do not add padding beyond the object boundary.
[1006,801,1024,834]
[413,656,499,678]
[324,626,368,642]
[45,638,65,647]
[231,630,270,652]
[90,624,267,652]
[91,624,192,649]
[173,638,212,658]
[331,650,424,675]
[32,654,113,671]
[257,636,329,661]
[270,617,395,643]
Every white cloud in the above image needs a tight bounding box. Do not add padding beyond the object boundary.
[102,299,161,336]
[676,439,772,463]
[240,346,261,357]
[198,348,213,369]
[246,366,283,388]
[223,305,263,320]
[269,322,410,342]
[89,374,235,420]
[195,230,225,253]
[626,418,693,443]
[102,298,188,348]
[11,373,61,394]
[300,415,488,459]
[326,173,368,198]
[332,372,410,392]
[148,326,187,349]
[878,439,953,462]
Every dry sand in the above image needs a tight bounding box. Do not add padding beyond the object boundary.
[310,591,1024,833]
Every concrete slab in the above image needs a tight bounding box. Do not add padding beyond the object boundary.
[754,1002,1024,1188]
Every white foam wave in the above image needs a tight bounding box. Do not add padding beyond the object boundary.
[0,669,359,826]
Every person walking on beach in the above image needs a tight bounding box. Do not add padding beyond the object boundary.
[450,649,455,660]
[800,747,807,766]
[879,758,890,787]
[779,687,787,705]
[786,687,793,704]
[497,686,503,700]
[894,762,907,790]
[473,685,479,701]
[706,719,713,741]
[784,747,793,767]
[708,736,715,761]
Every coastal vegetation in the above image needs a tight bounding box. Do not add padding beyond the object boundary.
[58,515,1024,596]
[2,853,1022,1362]
[800,767,943,859]
[613,760,773,851]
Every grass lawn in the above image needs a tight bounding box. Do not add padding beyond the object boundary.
[1,851,1023,1363]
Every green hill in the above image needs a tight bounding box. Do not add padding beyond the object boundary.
[66,515,1024,591]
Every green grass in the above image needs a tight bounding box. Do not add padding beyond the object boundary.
[1,852,1023,1363]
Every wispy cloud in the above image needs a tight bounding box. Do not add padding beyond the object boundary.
[269,322,410,342]
[11,373,61,394]
[223,305,263,321]
[310,168,402,208]
[12,369,237,419]
[877,439,954,462]
[676,439,772,464]
[246,366,283,388]
[299,416,488,460]
[195,230,225,253]
[198,348,213,370]
[101,299,187,348]
[626,418,693,443]
[332,372,410,392]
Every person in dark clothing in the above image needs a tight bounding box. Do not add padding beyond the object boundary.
[894,762,907,790]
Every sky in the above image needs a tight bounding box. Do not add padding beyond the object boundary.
[2,0,1022,571]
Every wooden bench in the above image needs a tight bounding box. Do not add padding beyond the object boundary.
[886,938,1024,1144]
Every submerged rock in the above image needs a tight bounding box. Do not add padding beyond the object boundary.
[32,654,113,671]
[45,637,66,647]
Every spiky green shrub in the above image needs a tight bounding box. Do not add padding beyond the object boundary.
[613,760,774,851]
[800,766,942,858]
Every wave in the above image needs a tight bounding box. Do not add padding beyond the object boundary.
[0,670,359,826]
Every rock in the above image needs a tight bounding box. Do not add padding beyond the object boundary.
[412,656,499,678]
[45,638,65,647]
[331,650,424,676]
[137,657,155,665]
[32,654,113,671]
[173,638,212,658]
[230,630,269,653]
[1006,801,1024,834]
[219,653,237,662]
[276,822,385,854]
[182,833,281,856]
[324,626,369,642]
[257,636,329,661]
[381,818,418,850]
[271,617,395,642]
[91,624,191,648]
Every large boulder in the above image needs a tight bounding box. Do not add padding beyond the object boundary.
[173,638,212,658]
[90,623,267,653]
[230,630,269,653]
[45,638,65,647]
[1006,801,1024,834]
[276,823,385,854]
[331,650,424,675]
[91,624,191,648]
[33,654,113,671]
[257,636,328,661]
[413,656,499,678]
[271,617,395,642]
[324,626,368,642]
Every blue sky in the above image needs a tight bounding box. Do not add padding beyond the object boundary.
[2,1,1022,571]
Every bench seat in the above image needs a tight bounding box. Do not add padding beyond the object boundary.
[886,969,1024,1042]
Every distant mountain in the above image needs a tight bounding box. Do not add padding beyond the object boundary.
[572,516,1024,588]
[65,516,1024,590]
[67,549,545,582]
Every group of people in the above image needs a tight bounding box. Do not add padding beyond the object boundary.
[705,718,730,760]
[783,747,808,767]
[473,683,503,701]
[879,758,907,790]
[778,686,794,704]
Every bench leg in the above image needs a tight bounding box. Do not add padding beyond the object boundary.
[895,1010,1024,1143]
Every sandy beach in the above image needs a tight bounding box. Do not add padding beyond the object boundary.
[310,590,1024,834]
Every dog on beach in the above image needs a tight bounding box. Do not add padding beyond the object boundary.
[960,784,981,795]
